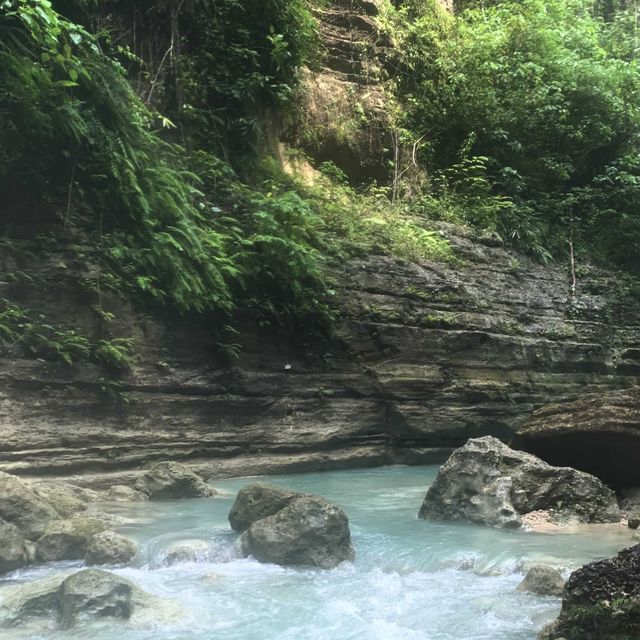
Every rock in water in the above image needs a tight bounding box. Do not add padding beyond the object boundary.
[163,539,212,564]
[539,544,640,640]
[0,471,59,539]
[419,436,620,528]
[241,495,355,569]
[85,531,137,566]
[57,569,133,628]
[517,564,565,597]
[134,462,213,499]
[36,517,107,561]
[228,483,300,532]
[0,569,179,629]
[0,520,30,574]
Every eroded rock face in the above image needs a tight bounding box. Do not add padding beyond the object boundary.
[240,495,355,569]
[0,520,29,574]
[36,517,107,562]
[517,564,565,597]
[515,388,640,489]
[134,462,213,500]
[539,544,640,640]
[85,531,137,566]
[228,483,300,533]
[0,472,59,539]
[419,436,620,528]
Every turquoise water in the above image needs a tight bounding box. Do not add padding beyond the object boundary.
[1,465,636,640]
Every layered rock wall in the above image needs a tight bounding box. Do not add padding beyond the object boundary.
[1,226,638,482]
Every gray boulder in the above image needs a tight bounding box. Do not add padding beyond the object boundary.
[85,531,137,566]
[229,483,300,532]
[241,495,355,569]
[57,569,133,628]
[628,514,640,529]
[419,436,620,528]
[517,564,565,597]
[36,517,107,562]
[134,462,213,500]
[0,471,59,539]
[0,520,30,574]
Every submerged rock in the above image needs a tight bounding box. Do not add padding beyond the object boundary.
[419,436,620,528]
[539,544,640,640]
[0,520,30,574]
[229,483,300,533]
[134,462,214,500]
[0,471,59,540]
[85,531,137,566]
[240,495,355,569]
[517,564,565,597]
[36,517,107,562]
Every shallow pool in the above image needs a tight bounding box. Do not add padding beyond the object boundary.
[1,465,636,640]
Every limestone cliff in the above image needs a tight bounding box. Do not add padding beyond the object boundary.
[1,224,638,483]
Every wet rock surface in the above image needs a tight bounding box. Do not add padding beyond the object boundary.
[540,544,640,640]
[419,436,620,528]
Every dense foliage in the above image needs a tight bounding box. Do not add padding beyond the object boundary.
[396,0,640,268]
[0,0,328,322]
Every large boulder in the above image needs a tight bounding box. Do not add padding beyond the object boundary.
[36,517,107,562]
[240,495,355,569]
[229,483,300,532]
[0,471,59,539]
[419,436,620,528]
[517,564,565,597]
[0,520,30,574]
[134,462,213,500]
[515,387,640,489]
[85,531,137,566]
[0,570,180,629]
[539,544,640,640]
[57,569,133,628]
